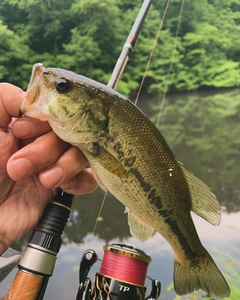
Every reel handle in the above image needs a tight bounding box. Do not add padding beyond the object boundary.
[145,279,161,300]
[76,250,98,300]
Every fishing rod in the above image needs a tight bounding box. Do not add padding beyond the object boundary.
[108,0,152,89]
[5,0,154,299]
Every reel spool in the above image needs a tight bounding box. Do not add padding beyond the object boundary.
[76,242,161,300]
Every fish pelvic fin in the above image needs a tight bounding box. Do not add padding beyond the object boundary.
[125,207,155,241]
[180,164,221,225]
[174,255,230,298]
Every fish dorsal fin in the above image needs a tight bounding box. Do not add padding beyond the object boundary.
[86,143,128,179]
[125,207,155,241]
[179,163,221,225]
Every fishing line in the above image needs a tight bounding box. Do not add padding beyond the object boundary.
[99,243,151,286]
[134,0,172,105]
[92,189,108,235]
[155,0,185,127]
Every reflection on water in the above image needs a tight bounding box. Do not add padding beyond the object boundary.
[1,89,240,299]
[64,191,130,244]
[147,88,240,212]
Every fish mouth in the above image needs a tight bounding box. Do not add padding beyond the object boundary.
[21,63,49,120]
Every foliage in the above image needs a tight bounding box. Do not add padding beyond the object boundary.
[0,0,240,95]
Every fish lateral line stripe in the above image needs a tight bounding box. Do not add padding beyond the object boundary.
[129,163,198,260]
[123,156,136,168]
[129,167,152,193]
[112,141,125,160]
[164,216,198,260]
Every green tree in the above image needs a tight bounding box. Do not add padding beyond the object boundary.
[59,0,125,84]
[0,0,240,94]
[0,20,31,88]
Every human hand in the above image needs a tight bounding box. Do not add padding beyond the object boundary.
[0,83,98,255]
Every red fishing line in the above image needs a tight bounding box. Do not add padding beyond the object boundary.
[99,245,151,286]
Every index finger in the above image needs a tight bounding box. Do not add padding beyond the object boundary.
[0,83,25,128]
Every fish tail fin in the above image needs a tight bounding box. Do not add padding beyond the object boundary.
[174,254,230,298]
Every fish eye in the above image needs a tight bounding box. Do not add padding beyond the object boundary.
[55,79,72,93]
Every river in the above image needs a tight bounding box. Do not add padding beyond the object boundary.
[1,89,240,299]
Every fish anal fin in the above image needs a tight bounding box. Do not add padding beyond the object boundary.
[125,207,155,241]
[180,163,221,226]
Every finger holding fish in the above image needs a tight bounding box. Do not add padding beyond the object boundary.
[38,144,96,192]
[0,81,99,255]
[7,128,97,193]
[59,168,98,195]
[1,74,118,198]
[7,130,69,181]
[12,116,52,139]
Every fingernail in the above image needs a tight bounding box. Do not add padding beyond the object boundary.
[11,158,32,180]
[41,167,64,187]
[13,119,34,137]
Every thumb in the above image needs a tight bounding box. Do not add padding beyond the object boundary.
[0,83,25,128]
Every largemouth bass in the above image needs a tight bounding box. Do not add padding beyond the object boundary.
[21,63,230,298]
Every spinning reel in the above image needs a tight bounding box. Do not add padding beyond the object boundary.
[76,243,161,300]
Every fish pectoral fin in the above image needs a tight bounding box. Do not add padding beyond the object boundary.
[180,163,221,226]
[125,207,155,241]
[87,143,128,178]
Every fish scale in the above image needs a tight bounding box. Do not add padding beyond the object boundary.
[21,63,230,298]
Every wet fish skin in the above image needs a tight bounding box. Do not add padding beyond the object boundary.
[21,63,230,298]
